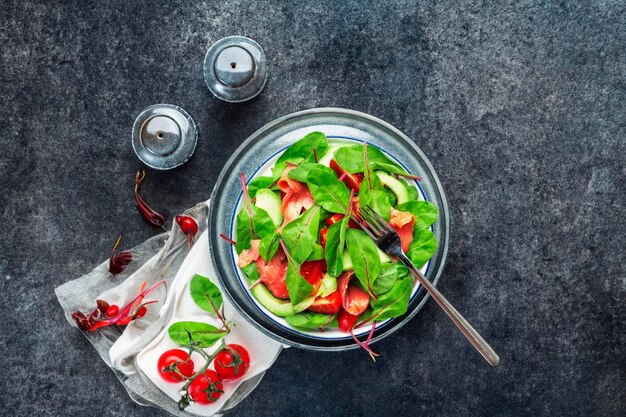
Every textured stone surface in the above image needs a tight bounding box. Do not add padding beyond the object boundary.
[1,1,625,416]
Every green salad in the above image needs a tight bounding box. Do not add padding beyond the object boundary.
[230,132,438,335]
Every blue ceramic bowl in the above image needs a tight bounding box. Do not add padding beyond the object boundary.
[208,108,449,351]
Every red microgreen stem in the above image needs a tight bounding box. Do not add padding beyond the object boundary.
[396,172,422,181]
[219,233,236,246]
[351,325,380,362]
[248,278,262,290]
[285,161,298,168]
[338,172,347,182]
[313,148,318,163]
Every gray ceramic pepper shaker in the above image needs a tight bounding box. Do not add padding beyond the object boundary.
[203,36,267,103]
[131,104,198,170]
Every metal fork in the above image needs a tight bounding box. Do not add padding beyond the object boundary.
[354,205,500,366]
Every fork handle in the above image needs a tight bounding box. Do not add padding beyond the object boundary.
[396,253,500,366]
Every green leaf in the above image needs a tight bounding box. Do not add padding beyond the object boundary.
[407,228,438,268]
[307,243,325,261]
[189,274,223,317]
[273,132,329,179]
[373,263,399,295]
[309,182,351,213]
[259,232,280,263]
[324,217,348,277]
[395,201,439,230]
[241,263,260,282]
[235,204,276,253]
[369,278,412,321]
[334,144,407,175]
[247,176,275,199]
[285,312,334,328]
[360,171,391,221]
[168,321,227,347]
[345,228,382,294]
[287,163,337,185]
[284,248,313,305]
[281,206,321,263]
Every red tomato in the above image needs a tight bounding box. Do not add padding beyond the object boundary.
[300,260,324,294]
[157,349,195,383]
[320,227,328,247]
[330,159,364,192]
[214,344,251,380]
[189,370,223,404]
[307,290,341,314]
[344,285,370,315]
[325,213,359,229]
[338,307,359,332]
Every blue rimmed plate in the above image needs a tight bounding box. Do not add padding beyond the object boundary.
[208,108,449,351]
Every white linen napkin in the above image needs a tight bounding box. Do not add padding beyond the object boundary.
[56,200,283,417]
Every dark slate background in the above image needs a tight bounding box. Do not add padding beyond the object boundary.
[1,1,625,416]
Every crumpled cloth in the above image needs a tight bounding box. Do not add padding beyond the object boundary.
[55,200,283,417]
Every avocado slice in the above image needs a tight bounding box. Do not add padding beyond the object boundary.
[375,171,410,205]
[255,189,283,227]
[342,248,391,271]
[250,284,315,317]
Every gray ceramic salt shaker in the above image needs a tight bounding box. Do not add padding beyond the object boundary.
[204,36,267,103]
[131,104,198,170]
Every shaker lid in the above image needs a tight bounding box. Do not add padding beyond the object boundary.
[131,104,197,170]
[204,36,267,103]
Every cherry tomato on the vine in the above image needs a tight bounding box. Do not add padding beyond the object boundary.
[214,344,250,380]
[189,370,223,404]
[157,349,195,383]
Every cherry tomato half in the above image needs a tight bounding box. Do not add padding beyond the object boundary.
[157,349,195,383]
[307,290,342,314]
[189,370,223,404]
[214,344,251,380]
[320,227,328,248]
[300,260,324,295]
[325,213,359,229]
[330,159,364,192]
[338,307,360,332]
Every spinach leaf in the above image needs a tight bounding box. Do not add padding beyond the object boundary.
[369,277,412,322]
[334,144,407,175]
[272,132,329,179]
[189,274,223,317]
[286,312,334,328]
[324,217,348,277]
[241,263,260,282]
[281,206,321,263]
[168,321,227,347]
[309,182,351,213]
[247,176,275,199]
[373,263,399,295]
[235,204,275,253]
[407,228,438,267]
[284,248,313,305]
[345,228,382,294]
[360,170,391,220]
[307,243,325,261]
[259,232,280,263]
[287,163,337,185]
[395,201,439,230]
[384,186,397,207]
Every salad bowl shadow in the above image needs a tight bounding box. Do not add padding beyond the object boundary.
[208,108,449,351]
